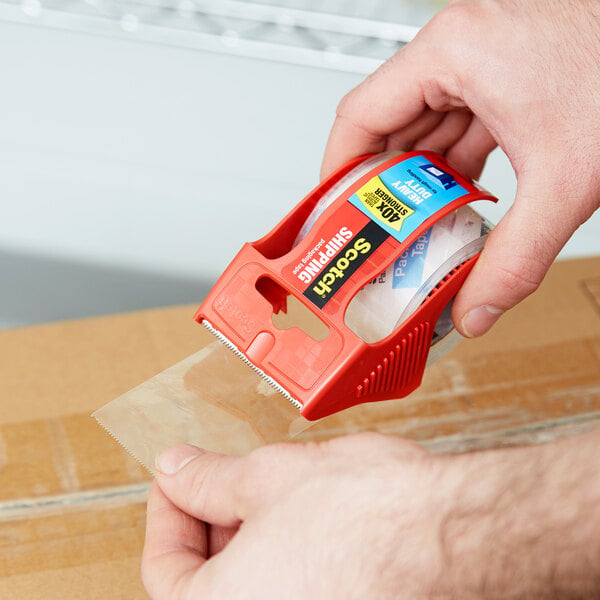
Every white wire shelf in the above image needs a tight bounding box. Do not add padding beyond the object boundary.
[0,0,445,73]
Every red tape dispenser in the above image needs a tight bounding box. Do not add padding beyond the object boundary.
[195,151,497,420]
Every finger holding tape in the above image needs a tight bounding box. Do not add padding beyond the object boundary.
[445,115,497,181]
[453,167,595,337]
[321,46,435,179]
[154,443,308,525]
[411,108,473,157]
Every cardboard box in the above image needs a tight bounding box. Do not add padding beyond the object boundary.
[0,257,599,598]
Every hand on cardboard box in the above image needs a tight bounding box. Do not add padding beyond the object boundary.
[321,0,600,339]
[141,430,600,599]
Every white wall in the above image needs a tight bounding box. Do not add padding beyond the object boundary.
[0,21,361,279]
[0,21,597,326]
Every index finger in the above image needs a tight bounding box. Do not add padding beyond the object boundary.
[320,47,429,179]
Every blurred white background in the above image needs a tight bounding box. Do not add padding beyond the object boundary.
[0,0,598,328]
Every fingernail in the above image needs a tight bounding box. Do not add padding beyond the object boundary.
[155,444,203,475]
[461,305,504,338]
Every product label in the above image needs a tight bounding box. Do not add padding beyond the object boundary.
[392,229,432,289]
[293,228,353,285]
[348,154,469,242]
[352,176,415,232]
[285,153,474,310]
[303,220,389,309]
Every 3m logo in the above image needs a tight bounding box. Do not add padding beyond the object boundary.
[214,294,256,335]
[418,163,457,191]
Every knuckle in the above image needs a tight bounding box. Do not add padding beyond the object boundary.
[334,91,375,138]
[335,84,375,127]
[491,252,545,303]
[420,1,488,77]
[429,0,480,33]
[186,458,220,515]
[250,440,329,471]
[248,442,294,465]
[232,444,303,506]
[335,89,355,119]
[242,443,292,476]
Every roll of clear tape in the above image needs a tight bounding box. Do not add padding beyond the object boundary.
[296,152,400,242]
[295,153,493,363]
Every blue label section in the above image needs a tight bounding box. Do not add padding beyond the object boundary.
[392,228,432,288]
[348,154,469,243]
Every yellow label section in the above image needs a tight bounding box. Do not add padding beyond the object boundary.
[355,176,415,231]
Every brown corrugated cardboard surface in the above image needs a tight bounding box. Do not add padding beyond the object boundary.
[0,257,599,597]
[0,308,206,599]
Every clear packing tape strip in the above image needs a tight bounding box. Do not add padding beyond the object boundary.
[93,153,492,471]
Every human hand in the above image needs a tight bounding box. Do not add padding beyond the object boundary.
[321,0,600,337]
[142,434,450,599]
[142,431,600,599]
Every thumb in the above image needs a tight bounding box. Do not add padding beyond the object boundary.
[154,443,302,526]
[155,445,251,528]
[452,174,582,337]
